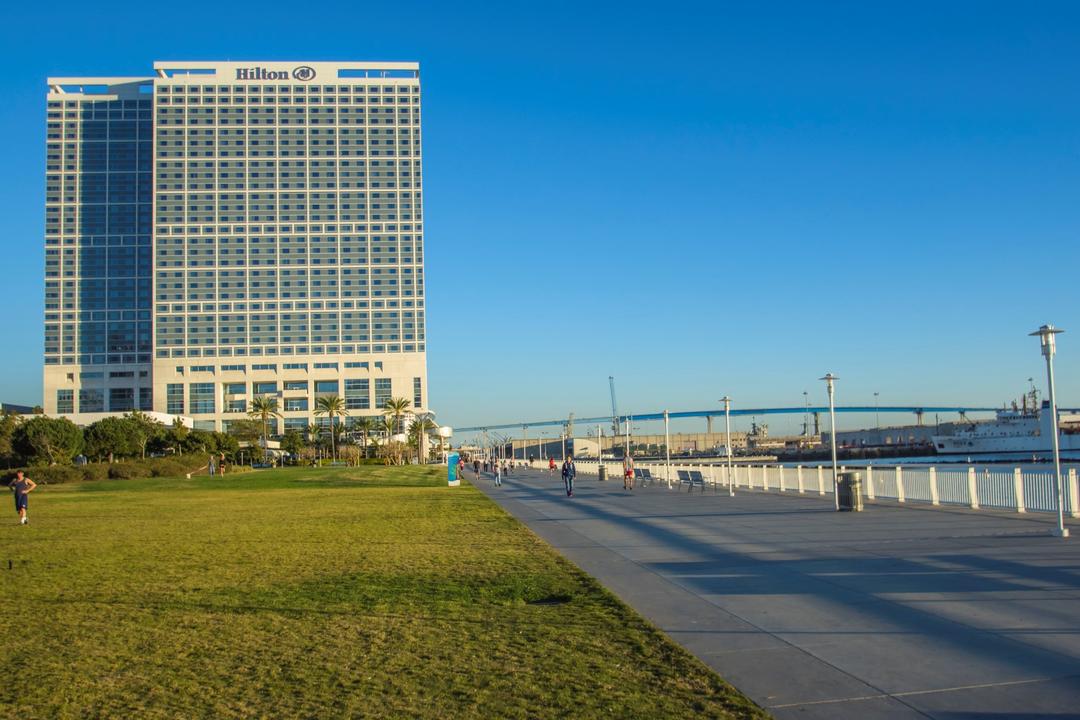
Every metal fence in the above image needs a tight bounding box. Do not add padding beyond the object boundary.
[564,459,1080,517]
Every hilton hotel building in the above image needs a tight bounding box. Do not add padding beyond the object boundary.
[43,62,427,433]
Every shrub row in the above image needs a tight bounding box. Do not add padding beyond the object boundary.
[2,455,254,485]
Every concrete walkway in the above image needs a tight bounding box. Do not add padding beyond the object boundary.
[472,467,1080,719]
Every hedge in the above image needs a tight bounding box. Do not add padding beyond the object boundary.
[2,455,254,485]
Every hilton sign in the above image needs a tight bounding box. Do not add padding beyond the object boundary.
[235,66,316,81]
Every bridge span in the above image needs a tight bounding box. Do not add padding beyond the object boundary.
[456,405,999,433]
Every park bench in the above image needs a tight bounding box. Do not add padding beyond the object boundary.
[634,468,654,487]
[677,470,693,491]
[689,470,710,493]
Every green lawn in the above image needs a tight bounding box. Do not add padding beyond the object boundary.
[1,466,765,719]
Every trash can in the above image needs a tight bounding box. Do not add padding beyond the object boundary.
[837,472,863,511]
[598,465,607,482]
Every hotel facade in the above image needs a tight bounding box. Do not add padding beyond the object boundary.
[43,61,427,434]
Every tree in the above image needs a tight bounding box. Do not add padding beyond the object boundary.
[168,418,189,456]
[382,397,412,436]
[314,395,348,461]
[85,417,140,462]
[352,415,377,458]
[227,419,263,445]
[408,416,438,464]
[248,396,283,459]
[13,416,83,465]
[0,412,19,467]
[281,430,305,459]
[125,411,165,459]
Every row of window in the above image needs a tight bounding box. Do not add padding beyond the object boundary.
[152,343,425,359]
[178,360,380,374]
[156,85,417,94]
[165,377,417,415]
[56,387,152,414]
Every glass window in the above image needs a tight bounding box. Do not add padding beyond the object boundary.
[56,389,74,414]
[80,388,105,413]
[375,378,392,408]
[189,383,215,414]
[284,417,308,433]
[109,388,135,412]
[345,378,369,410]
[225,382,246,395]
[139,387,153,411]
[226,399,247,413]
[284,380,308,391]
[254,381,278,395]
[285,397,308,412]
[167,383,184,414]
[314,380,339,394]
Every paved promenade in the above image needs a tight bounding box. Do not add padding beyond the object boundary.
[471,467,1080,719]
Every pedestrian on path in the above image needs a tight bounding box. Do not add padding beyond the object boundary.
[473,458,481,480]
[561,455,576,497]
[10,471,37,525]
[494,461,502,487]
[623,453,635,491]
[549,457,556,475]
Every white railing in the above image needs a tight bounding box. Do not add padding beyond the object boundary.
[565,459,1080,518]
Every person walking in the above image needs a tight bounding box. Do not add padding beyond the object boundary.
[561,455,576,497]
[10,471,37,525]
[623,452,635,491]
[494,461,502,487]
[548,457,556,476]
[473,458,481,480]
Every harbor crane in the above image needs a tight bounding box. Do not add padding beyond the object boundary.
[609,376,620,436]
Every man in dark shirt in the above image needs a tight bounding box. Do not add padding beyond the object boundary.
[10,471,37,525]
[561,455,576,497]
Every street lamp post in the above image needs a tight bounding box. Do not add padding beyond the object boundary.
[664,410,672,489]
[802,391,809,437]
[722,396,733,496]
[874,392,880,429]
[820,373,840,511]
[1030,324,1069,538]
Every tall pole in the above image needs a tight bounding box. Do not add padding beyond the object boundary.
[597,423,602,461]
[522,425,527,464]
[803,391,809,437]
[664,410,672,489]
[874,392,880,429]
[625,414,631,460]
[1031,325,1069,538]
[722,396,733,496]
[561,427,567,461]
[821,374,840,511]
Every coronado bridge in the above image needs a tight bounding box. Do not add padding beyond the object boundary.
[455,405,999,434]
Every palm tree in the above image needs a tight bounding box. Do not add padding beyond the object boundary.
[248,396,282,460]
[382,397,412,436]
[409,415,438,464]
[314,395,348,461]
[352,415,377,458]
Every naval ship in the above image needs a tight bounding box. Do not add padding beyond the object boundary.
[932,389,1080,454]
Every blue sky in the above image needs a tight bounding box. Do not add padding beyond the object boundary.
[2,1,1078,436]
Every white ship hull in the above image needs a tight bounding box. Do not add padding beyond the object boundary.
[932,433,1080,454]
[933,401,1080,455]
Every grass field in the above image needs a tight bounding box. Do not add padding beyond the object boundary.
[1,465,765,719]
